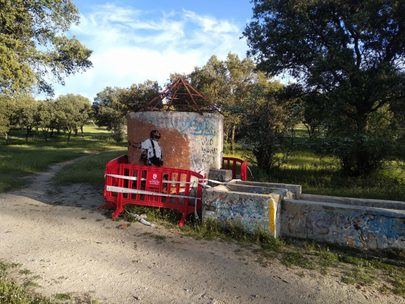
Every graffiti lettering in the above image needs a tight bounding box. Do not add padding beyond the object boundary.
[141,113,218,137]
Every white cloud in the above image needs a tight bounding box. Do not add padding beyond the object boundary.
[50,3,248,100]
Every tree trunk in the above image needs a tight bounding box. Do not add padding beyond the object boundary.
[25,127,31,143]
[254,147,274,173]
[340,114,380,176]
[231,125,236,154]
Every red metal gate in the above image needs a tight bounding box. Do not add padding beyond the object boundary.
[222,157,249,181]
[102,155,203,227]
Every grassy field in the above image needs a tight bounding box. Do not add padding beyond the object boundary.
[2,124,404,200]
[0,125,124,193]
[224,142,405,201]
[54,150,126,185]
[53,138,405,201]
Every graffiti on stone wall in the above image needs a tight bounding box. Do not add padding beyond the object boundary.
[137,112,221,174]
[142,114,217,137]
[203,189,280,237]
[282,203,405,250]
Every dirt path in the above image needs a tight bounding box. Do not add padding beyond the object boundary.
[0,159,402,304]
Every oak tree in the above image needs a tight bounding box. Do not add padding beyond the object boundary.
[244,0,405,175]
[0,0,92,95]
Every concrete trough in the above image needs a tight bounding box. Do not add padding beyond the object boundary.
[281,195,405,251]
[229,180,302,199]
[202,180,405,252]
[203,181,292,238]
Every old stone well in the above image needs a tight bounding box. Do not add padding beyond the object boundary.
[123,77,404,252]
[127,111,223,176]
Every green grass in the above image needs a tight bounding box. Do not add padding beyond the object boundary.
[54,150,126,186]
[0,260,52,304]
[224,142,405,201]
[0,260,100,303]
[0,125,124,193]
[53,293,71,301]
[48,128,405,201]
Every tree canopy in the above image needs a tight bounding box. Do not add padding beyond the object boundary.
[244,0,405,175]
[190,54,264,150]
[0,0,92,95]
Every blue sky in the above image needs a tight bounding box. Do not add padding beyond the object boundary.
[52,0,253,99]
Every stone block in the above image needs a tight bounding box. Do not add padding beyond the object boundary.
[281,199,405,251]
[208,169,233,183]
[229,180,301,199]
[203,185,282,237]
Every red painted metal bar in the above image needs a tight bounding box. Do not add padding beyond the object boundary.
[102,155,203,227]
[221,157,249,181]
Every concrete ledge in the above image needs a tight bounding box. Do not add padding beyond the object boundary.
[203,185,282,237]
[226,183,292,199]
[208,169,233,183]
[301,194,405,210]
[281,199,405,251]
[230,180,301,199]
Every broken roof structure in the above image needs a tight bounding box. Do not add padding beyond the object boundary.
[147,77,218,112]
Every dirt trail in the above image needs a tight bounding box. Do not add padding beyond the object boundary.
[0,158,401,304]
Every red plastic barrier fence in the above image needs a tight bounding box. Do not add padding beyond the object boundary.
[102,155,203,227]
[222,157,249,181]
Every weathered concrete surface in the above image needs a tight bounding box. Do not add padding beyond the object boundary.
[231,180,301,199]
[127,111,223,175]
[226,181,294,199]
[203,181,405,251]
[203,185,282,237]
[281,199,405,251]
[301,194,405,210]
[208,169,233,183]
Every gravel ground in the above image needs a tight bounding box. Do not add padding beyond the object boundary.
[0,159,402,304]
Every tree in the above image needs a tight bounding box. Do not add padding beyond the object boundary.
[92,81,158,142]
[189,54,258,152]
[0,0,92,95]
[12,96,38,142]
[122,80,160,112]
[69,95,91,135]
[0,95,14,141]
[55,94,91,141]
[92,87,128,143]
[35,100,55,140]
[238,76,298,170]
[244,0,405,175]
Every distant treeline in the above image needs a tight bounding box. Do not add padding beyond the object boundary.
[0,53,403,177]
[0,94,91,142]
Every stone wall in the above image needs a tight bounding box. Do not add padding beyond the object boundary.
[202,182,405,251]
[127,111,223,176]
[203,185,283,237]
[229,180,301,199]
[281,198,405,251]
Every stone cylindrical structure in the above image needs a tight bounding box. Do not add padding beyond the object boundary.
[127,111,223,175]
